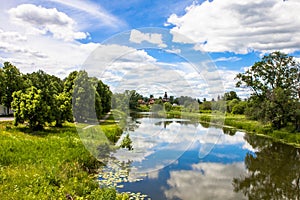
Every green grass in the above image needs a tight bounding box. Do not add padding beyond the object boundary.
[0,121,128,200]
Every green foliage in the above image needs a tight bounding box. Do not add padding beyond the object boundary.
[223,91,240,101]
[236,51,300,130]
[12,86,50,130]
[54,92,73,126]
[96,80,112,114]
[120,134,133,150]
[0,62,23,114]
[73,71,97,123]
[164,102,172,112]
[72,71,112,122]
[0,122,123,199]
[63,71,78,95]
[211,100,226,113]
[231,101,247,114]
[233,135,300,199]
[199,101,211,110]
[128,90,143,110]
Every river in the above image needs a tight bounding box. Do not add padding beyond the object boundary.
[99,112,300,200]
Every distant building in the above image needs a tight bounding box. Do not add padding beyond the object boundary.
[148,97,155,105]
[162,92,169,102]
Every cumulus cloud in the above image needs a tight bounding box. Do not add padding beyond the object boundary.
[130,29,167,48]
[167,0,300,53]
[8,4,88,41]
[218,69,252,99]
[165,162,247,200]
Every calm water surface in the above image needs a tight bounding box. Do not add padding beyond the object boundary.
[101,112,300,200]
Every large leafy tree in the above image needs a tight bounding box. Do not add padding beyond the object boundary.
[0,62,24,114]
[12,86,49,130]
[72,71,97,123]
[24,70,64,125]
[236,51,300,130]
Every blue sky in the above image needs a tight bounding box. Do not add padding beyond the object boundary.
[1,0,300,99]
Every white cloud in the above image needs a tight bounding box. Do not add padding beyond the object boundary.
[165,162,247,200]
[214,56,241,62]
[0,28,99,77]
[0,29,27,42]
[8,4,88,41]
[48,0,125,29]
[129,29,167,48]
[218,69,252,99]
[168,0,300,53]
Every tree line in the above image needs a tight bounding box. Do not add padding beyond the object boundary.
[116,52,300,132]
[0,62,112,130]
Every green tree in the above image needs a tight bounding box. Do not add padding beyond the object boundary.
[72,71,97,123]
[231,101,247,114]
[63,71,78,95]
[223,91,240,101]
[164,102,172,112]
[96,80,112,114]
[128,90,143,110]
[24,70,64,123]
[1,62,23,114]
[53,92,73,126]
[120,134,133,150]
[12,86,49,130]
[199,101,211,110]
[236,51,300,129]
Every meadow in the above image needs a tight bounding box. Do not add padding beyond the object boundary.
[0,120,127,200]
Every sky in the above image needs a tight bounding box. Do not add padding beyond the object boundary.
[1,0,300,99]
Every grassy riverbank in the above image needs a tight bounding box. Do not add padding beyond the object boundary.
[166,111,300,147]
[0,121,127,200]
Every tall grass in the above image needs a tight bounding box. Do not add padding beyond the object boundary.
[0,121,128,199]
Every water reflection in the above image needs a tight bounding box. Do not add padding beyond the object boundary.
[99,113,300,200]
[165,162,247,200]
[233,135,300,199]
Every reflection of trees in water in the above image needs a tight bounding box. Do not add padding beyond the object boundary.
[222,127,237,136]
[233,134,300,199]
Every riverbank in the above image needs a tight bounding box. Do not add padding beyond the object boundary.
[165,111,300,147]
[0,121,127,199]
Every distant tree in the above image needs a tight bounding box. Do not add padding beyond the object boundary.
[169,96,175,104]
[231,101,247,114]
[127,90,143,110]
[164,102,172,112]
[223,91,240,101]
[236,51,300,130]
[1,62,23,114]
[200,101,211,110]
[155,98,163,105]
[227,99,240,113]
